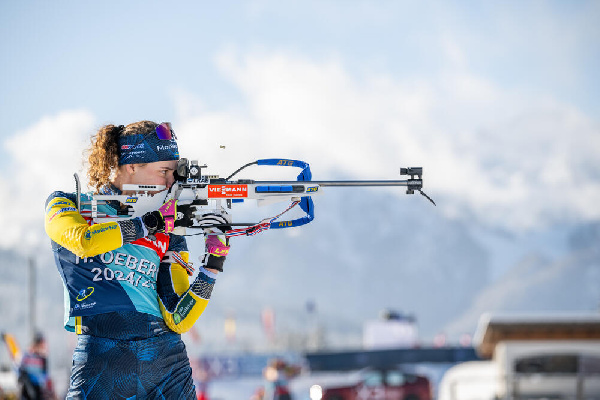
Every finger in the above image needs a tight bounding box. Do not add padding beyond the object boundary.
[198,214,229,227]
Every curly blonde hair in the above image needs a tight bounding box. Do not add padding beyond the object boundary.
[86,121,158,192]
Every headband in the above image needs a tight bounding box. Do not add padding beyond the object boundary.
[119,132,179,165]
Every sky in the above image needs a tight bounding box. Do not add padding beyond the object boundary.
[1,0,600,253]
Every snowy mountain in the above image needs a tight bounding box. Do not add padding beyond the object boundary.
[207,188,490,349]
[191,192,600,351]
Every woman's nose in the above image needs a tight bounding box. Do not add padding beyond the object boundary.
[166,172,175,188]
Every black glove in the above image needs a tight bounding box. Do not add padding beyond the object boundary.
[174,203,196,228]
[141,199,177,237]
[141,211,165,236]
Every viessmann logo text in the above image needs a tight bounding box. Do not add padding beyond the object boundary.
[208,185,248,198]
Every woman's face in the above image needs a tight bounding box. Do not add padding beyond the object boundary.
[126,160,178,190]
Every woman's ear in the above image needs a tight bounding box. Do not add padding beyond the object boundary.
[125,164,136,175]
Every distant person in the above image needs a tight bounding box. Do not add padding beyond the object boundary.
[18,333,55,400]
[252,359,301,400]
[44,121,232,399]
[190,358,211,400]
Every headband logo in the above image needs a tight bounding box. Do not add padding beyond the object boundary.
[157,143,178,151]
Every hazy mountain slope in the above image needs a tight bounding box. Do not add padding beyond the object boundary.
[444,222,600,338]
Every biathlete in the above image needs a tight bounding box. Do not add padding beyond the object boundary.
[45,121,230,399]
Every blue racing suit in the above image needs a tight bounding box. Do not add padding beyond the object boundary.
[45,185,217,399]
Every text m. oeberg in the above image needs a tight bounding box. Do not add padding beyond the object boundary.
[100,252,158,279]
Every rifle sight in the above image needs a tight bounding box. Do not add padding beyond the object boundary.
[400,167,422,178]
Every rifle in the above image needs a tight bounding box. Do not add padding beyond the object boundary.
[75,158,435,238]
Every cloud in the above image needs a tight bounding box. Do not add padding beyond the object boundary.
[173,49,435,179]
[2,45,598,254]
[1,110,95,250]
[172,49,600,231]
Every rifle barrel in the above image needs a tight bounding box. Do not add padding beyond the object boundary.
[251,180,416,187]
